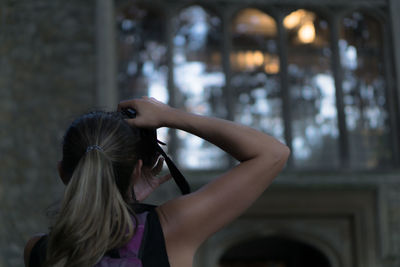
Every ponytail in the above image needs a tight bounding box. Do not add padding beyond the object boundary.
[46,112,140,267]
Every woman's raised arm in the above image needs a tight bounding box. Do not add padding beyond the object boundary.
[118,97,290,266]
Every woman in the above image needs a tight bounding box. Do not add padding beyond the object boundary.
[24,97,290,267]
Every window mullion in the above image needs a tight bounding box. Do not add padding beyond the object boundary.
[166,6,179,160]
[329,13,349,168]
[277,12,293,168]
[221,6,237,167]
[382,20,400,165]
[221,7,234,122]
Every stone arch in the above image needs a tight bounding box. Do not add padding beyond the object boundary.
[219,234,332,267]
[176,2,222,18]
[200,225,342,267]
[340,7,387,25]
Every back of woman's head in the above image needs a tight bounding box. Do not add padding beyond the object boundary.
[46,111,151,267]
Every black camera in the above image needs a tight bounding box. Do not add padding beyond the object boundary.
[121,108,190,195]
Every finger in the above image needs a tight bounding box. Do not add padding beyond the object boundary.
[151,157,164,176]
[124,117,141,127]
[117,99,140,111]
[158,173,172,184]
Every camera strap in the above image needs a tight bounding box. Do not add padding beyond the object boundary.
[155,141,191,195]
[121,108,191,195]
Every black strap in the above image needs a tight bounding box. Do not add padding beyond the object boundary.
[155,144,191,195]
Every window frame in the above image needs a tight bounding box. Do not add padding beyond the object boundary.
[98,0,400,171]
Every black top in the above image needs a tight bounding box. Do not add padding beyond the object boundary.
[29,204,170,267]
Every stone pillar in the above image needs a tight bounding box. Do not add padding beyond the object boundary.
[0,1,96,265]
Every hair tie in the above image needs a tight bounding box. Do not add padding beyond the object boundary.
[86,145,103,153]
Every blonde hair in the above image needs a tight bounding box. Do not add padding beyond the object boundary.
[46,112,147,267]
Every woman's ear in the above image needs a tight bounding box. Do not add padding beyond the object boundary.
[57,161,68,185]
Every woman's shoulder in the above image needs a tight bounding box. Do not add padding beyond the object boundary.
[24,233,47,267]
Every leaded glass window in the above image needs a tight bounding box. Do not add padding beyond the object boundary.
[340,12,392,168]
[115,2,398,170]
[285,9,340,168]
[173,6,228,169]
[116,4,170,145]
[231,9,284,143]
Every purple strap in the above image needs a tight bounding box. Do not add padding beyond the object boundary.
[119,212,148,257]
[95,212,149,267]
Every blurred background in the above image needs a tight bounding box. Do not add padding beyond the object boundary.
[1,0,400,266]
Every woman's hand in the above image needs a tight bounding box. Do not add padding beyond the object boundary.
[133,157,172,202]
[118,97,177,129]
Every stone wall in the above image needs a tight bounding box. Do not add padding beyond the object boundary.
[0,1,96,266]
[385,185,400,267]
[1,0,400,267]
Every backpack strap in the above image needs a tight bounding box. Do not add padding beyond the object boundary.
[118,211,149,258]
